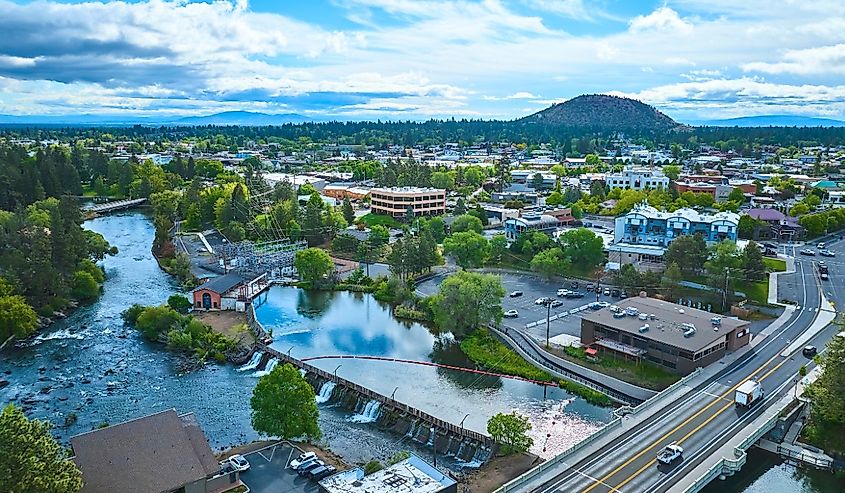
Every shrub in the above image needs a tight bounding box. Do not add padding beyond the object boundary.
[363,460,384,475]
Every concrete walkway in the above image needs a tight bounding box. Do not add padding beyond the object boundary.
[493,326,657,404]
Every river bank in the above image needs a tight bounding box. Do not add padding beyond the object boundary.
[0,212,611,482]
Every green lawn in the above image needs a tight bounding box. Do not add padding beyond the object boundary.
[744,280,770,305]
[764,257,787,272]
[358,213,401,228]
[555,346,680,391]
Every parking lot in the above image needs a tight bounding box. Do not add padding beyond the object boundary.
[417,270,624,341]
[238,443,322,493]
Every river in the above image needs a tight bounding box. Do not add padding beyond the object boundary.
[0,212,610,467]
[700,448,843,493]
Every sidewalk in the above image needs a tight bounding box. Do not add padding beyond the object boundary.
[672,365,828,493]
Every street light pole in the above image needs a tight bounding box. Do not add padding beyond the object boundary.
[391,386,399,400]
[333,364,342,377]
[460,413,470,432]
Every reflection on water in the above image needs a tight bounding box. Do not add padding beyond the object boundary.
[700,448,844,493]
[0,212,611,465]
[256,286,613,457]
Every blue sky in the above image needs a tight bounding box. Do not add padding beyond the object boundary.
[1,0,845,122]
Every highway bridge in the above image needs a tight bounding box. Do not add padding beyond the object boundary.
[497,238,843,493]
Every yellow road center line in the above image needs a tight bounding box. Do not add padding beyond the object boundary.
[581,346,792,493]
[597,351,794,493]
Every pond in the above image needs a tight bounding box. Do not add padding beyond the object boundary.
[255,287,613,459]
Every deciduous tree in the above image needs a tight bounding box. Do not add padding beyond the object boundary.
[443,232,489,268]
[430,271,504,337]
[250,363,321,440]
[294,248,334,284]
[487,412,533,455]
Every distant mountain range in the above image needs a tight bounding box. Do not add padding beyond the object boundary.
[691,115,845,127]
[174,111,313,125]
[2,103,845,129]
[0,111,314,126]
[521,94,683,132]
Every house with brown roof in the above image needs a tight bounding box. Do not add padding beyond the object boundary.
[746,208,805,242]
[580,297,750,375]
[70,409,241,493]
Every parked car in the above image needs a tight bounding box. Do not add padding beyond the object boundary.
[535,297,552,305]
[509,290,524,297]
[820,250,836,257]
[550,300,564,308]
[570,281,579,289]
[226,454,250,473]
[800,249,816,256]
[586,283,595,291]
[503,309,519,318]
[289,452,316,469]
[566,291,585,299]
[310,465,337,480]
[298,460,326,476]
[817,242,826,249]
[557,289,570,297]
[803,345,817,357]
[603,288,611,296]
[611,289,621,297]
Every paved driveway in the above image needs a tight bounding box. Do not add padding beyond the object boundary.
[241,443,322,493]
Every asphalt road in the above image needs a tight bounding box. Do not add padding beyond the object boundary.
[522,240,844,493]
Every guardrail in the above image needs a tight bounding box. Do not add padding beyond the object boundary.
[248,304,492,447]
[682,395,794,493]
[493,365,701,493]
[492,326,638,405]
[495,417,623,493]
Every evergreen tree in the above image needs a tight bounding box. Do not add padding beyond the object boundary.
[342,197,355,225]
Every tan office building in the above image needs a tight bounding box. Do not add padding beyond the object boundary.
[370,187,446,218]
[580,297,750,375]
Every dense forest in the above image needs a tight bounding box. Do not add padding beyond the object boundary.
[0,146,121,344]
[3,119,845,156]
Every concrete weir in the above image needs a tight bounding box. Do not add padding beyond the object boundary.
[250,347,495,465]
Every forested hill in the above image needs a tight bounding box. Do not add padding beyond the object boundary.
[522,94,681,132]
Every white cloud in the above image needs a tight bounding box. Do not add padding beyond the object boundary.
[743,43,845,75]
[609,77,845,118]
[524,0,590,20]
[484,91,541,100]
[629,7,692,33]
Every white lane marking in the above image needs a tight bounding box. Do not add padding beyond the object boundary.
[561,462,627,493]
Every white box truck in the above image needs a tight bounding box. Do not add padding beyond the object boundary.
[735,380,763,407]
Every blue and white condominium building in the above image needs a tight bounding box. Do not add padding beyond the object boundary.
[608,203,739,271]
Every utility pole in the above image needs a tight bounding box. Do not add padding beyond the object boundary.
[722,267,730,312]
[431,426,437,467]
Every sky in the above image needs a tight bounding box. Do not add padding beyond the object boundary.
[1,0,845,122]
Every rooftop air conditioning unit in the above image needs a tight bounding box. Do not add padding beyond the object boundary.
[711,316,722,326]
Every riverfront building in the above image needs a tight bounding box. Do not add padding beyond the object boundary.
[608,203,739,270]
[580,297,751,375]
[70,409,241,493]
[370,187,447,218]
